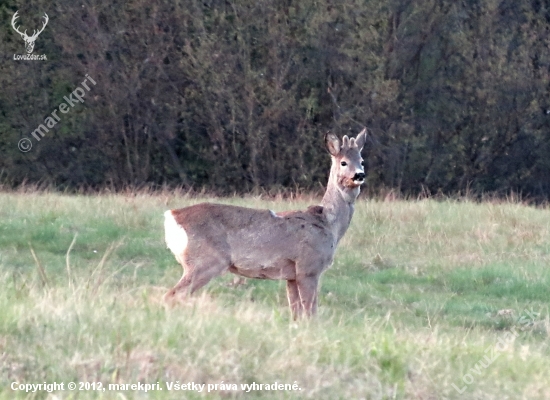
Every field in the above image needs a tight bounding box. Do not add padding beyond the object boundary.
[1,191,549,399]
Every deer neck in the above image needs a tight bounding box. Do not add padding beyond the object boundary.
[320,166,361,244]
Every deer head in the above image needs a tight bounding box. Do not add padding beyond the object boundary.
[324,128,367,203]
[11,11,49,54]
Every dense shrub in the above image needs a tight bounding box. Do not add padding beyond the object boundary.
[1,0,549,197]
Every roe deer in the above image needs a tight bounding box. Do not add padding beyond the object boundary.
[164,129,367,318]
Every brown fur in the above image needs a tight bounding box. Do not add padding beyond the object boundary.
[164,129,367,319]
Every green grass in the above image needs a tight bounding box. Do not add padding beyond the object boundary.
[1,191,550,399]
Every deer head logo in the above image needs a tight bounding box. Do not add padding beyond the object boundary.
[11,11,49,54]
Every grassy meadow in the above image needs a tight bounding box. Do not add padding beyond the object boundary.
[1,191,550,399]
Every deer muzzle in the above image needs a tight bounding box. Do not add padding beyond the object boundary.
[353,172,365,183]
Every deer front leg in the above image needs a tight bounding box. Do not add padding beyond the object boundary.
[296,275,320,317]
[286,280,302,320]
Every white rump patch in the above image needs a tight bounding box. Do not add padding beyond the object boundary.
[164,210,188,257]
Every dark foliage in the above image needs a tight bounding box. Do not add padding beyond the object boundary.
[1,0,550,197]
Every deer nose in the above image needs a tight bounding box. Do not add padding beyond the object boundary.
[353,172,365,181]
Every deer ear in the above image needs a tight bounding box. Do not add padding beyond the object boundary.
[325,133,341,156]
[355,128,367,151]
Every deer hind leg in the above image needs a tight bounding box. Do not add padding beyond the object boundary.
[164,251,230,302]
[296,275,320,317]
[286,280,302,320]
[163,255,193,302]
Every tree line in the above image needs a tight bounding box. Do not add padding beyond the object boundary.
[1,0,550,198]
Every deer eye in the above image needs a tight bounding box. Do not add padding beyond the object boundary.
[340,161,347,166]
[361,161,364,166]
